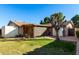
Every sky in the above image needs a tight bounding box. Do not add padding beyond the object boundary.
[0,4,79,27]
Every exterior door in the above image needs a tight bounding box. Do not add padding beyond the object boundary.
[68,29,75,36]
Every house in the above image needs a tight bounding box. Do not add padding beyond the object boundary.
[1,20,75,38]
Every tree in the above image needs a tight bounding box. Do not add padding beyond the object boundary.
[71,15,79,28]
[50,12,65,40]
[40,17,50,24]
[43,17,50,24]
[40,20,43,24]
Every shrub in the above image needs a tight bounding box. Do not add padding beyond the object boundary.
[76,31,79,38]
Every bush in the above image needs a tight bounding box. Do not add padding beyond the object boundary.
[76,31,79,38]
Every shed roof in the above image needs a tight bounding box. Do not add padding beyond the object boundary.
[8,21,33,27]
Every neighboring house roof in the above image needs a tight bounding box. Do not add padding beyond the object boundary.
[63,21,73,25]
[8,21,34,27]
[62,21,74,28]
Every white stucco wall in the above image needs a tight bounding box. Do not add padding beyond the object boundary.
[8,22,23,35]
[53,28,63,36]
[34,27,47,37]
[53,28,56,36]
[18,27,23,35]
[59,28,63,36]
[34,27,64,37]
[2,26,18,37]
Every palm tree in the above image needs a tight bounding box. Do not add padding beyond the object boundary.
[50,12,65,40]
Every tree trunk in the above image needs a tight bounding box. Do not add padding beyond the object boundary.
[56,30,60,40]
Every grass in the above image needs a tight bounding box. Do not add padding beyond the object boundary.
[0,38,76,55]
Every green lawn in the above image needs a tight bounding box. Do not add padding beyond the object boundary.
[0,38,76,55]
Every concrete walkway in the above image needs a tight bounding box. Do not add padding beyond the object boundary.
[59,36,79,55]
[76,40,79,55]
[60,36,77,42]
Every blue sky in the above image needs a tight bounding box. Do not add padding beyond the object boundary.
[0,4,79,27]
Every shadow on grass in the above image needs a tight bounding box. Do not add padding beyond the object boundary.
[23,40,76,55]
